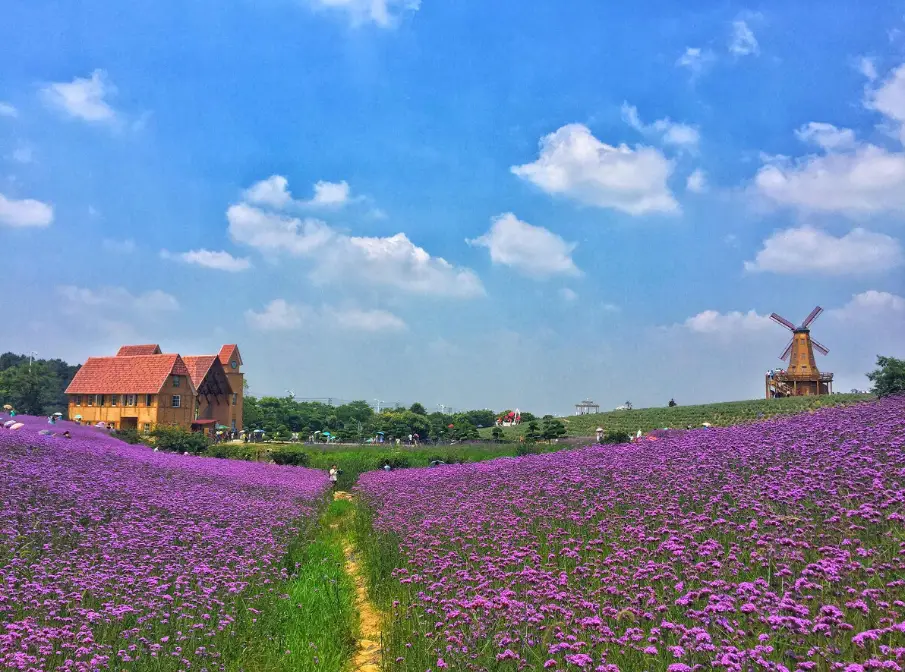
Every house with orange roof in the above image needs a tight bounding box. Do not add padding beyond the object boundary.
[65,344,244,433]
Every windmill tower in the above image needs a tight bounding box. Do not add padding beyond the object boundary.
[765,306,833,398]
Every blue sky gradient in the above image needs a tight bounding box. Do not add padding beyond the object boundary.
[2,0,903,414]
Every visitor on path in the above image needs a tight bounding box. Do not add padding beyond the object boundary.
[329,464,339,489]
[62,431,71,439]
[595,427,604,443]
[383,461,391,472]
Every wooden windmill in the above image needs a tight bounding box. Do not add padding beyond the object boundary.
[765,306,834,398]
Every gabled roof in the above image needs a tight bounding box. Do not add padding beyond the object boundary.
[116,344,162,356]
[218,344,242,367]
[65,354,192,394]
[182,355,218,389]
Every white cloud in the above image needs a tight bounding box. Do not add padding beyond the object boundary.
[57,285,179,312]
[829,290,905,321]
[102,239,136,254]
[228,183,484,298]
[559,288,578,303]
[0,192,53,228]
[467,212,580,278]
[744,226,904,275]
[227,203,336,254]
[511,123,679,215]
[244,175,293,208]
[794,122,857,151]
[729,20,759,56]
[246,299,407,333]
[10,146,34,164]
[0,102,17,118]
[754,145,905,214]
[683,309,772,334]
[324,306,407,332]
[686,169,708,193]
[41,70,116,123]
[310,0,420,27]
[621,103,700,148]
[866,63,905,143]
[858,57,878,82]
[162,248,251,272]
[676,47,715,75]
[309,180,351,207]
[245,299,306,331]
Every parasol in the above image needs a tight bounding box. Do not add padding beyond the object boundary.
[3,420,16,428]
[52,412,63,417]
[74,414,82,420]
[10,423,24,431]
[95,421,107,428]
[2,404,12,410]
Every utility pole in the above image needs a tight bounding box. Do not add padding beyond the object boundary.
[29,351,37,371]
[374,399,384,413]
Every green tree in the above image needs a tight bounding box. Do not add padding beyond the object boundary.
[525,420,543,442]
[0,362,58,415]
[867,355,905,398]
[409,402,427,415]
[491,426,503,441]
[150,425,210,455]
[542,417,567,440]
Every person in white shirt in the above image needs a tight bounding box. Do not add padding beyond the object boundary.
[329,465,339,489]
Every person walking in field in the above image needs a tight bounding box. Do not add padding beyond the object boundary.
[329,464,339,489]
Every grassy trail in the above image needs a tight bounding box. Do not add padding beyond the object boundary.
[334,491,384,672]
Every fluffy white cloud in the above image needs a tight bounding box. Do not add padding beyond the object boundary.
[858,57,878,82]
[11,146,34,164]
[245,299,306,331]
[0,102,17,118]
[57,285,179,312]
[246,299,406,333]
[0,193,53,228]
[227,203,336,254]
[162,248,251,272]
[686,169,708,193]
[676,47,715,75]
[621,103,700,148]
[309,180,351,206]
[755,145,905,214]
[467,212,580,278]
[829,290,905,322]
[744,226,904,275]
[683,309,772,334]
[102,239,136,254]
[41,70,116,122]
[228,183,484,298]
[511,123,679,215]
[729,20,759,56]
[866,63,905,143]
[795,122,857,151]
[244,175,292,208]
[310,0,420,27]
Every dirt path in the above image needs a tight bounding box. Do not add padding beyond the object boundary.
[334,491,382,672]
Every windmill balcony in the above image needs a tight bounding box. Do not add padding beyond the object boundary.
[773,371,834,382]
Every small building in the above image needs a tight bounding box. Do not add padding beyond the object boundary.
[64,344,244,432]
[575,399,600,415]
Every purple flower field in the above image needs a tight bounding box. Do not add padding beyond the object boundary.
[358,398,905,671]
[0,415,329,671]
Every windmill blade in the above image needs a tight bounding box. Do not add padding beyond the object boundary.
[770,313,796,331]
[780,338,794,360]
[812,338,829,355]
[801,306,824,328]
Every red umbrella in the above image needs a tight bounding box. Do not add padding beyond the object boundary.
[447,424,454,428]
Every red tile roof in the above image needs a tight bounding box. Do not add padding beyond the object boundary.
[65,354,191,394]
[116,344,162,356]
[218,344,242,367]
[182,355,218,389]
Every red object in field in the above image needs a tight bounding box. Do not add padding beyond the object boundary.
[448,424,454,428]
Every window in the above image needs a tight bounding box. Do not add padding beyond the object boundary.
[110,394,118,407]
[231,420,237,431]
[126,394,136,406]
[146,394,154,407]
[231,393,238,406]
[172,376,181,388]
[87,395,94,407]
[172,395,181,408]
[97,394,105,406]
[143,423,151,432]
[74,395,82,406]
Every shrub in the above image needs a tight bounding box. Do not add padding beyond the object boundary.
[603,430,631,444]
[116,427,144,445]
[271,450,311,466]
[150,425,210,455]
[515,443,533,457]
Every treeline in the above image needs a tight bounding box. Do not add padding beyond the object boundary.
[244,396,537,442]
[0,353,80,416]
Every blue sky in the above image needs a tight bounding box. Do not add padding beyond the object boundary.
[2,0,904,414]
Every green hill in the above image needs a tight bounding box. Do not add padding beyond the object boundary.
[479,393,874,439]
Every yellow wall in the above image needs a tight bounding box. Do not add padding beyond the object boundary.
[68,375,194,430]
